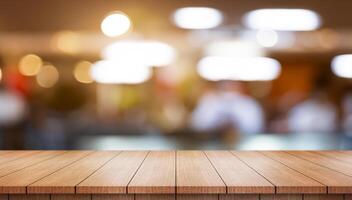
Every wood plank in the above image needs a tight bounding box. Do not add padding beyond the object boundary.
[287,151,352,177]
[9,195,49,200]
[262,151,352,194]
[0,195,7,200]
[314,151,352,165]
[303,194,343,200]
[260,195,302,200]
[205,151,274,194]
[177,195,218,200]
[0,151,65,177]
[77,151,148,194]
[92,195,134,200]
[129,151,175,194]
[345,194,352,200]
[135,194,175,200]
[0,151,92,194]
[219,194,259,200]
[0,151,38,165]
[231,151,325,194]
[28,151,120,194]
[176,151,226,194]
[51,195,91,200]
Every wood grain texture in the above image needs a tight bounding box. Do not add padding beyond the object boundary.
[314,151,352,164]
[287,151,352,177]
[28,151,120,194]
[51,195,91,200]
[129,151,175,194]
[135,194,175,200]
[0,195,8,200]
[92,194,133,200]
[262,151,352,194]
[345,194,352,200]
[77,151,148,194]
[260,195,302,200]
[0,151,64,178]
[303,194,343,200]
[0,151,92,194]
[219,194,259,200]
[205,151,274,194]
[232,151,325,194]
[9,195,49,200]
[177,195,218,200]
[177,151,226,194]
[0,151,38,165]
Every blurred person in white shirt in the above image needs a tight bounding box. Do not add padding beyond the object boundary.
[191,82,264,135]
[342,93,352,135]
[288,76,337,133]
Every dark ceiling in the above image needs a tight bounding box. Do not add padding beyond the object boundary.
[0,0,351,32]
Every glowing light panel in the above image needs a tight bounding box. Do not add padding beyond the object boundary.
[91,60,151,84]
[173,7,223,29]
[197,56,281,81]
[102,40,176,67]
[243,9,321,31]
[332,54,352,78]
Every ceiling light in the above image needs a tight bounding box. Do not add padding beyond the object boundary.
[331,54,352,78]
[102,40,176,67]
[197,56,281,81]
[173,7,223,29]
[101,12,131,37]
[243,9,321,31]
[256,29,278,47]
[91,60,151,84]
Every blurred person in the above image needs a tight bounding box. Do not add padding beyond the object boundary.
[191,81,264,136]
[288,75,337,133]
[0,76,27,149]
[342,93,352,135]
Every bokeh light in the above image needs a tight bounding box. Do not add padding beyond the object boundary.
[91,60,151,84]
[173,7,223,29]
[256,29,278,47]
[18,54,43,76]
[204,40,264,57]
[74,61,94,84]
[102,40,176,67]
[101,12,131,37]
[53,31,80,54]
[197,56,281,81]
[243,9,321,31]
[331,54,352,78]
[36,64,59,88]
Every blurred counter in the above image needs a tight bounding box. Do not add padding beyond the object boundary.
[73,132,352,150]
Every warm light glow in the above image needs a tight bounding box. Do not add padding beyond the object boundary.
[331,54,352,78]
[0,68,2,82]
[91,60,151,84]
[204,40,264,57]
[74,61,94,84]
[173,7,223,29]
[18,54,43,76]
[53,31,80,54]
[36,64,59,88]
[243,9,321,31]
[256,29,278,47]
[102,40,176,67]
[101,12,131,37]
[197,56,281,81]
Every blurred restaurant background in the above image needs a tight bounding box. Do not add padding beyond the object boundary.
[0,0,352,150]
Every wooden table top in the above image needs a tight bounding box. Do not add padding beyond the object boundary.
[0,151,352,195]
